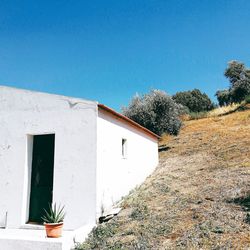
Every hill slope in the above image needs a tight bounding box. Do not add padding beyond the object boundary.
[76,109,250,249]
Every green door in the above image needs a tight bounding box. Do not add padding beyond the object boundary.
[29,134,55,223]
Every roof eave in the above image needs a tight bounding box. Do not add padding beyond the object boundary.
[98,104,161,140]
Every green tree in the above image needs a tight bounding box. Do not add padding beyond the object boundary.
[122,90,182,136]
[172,89,213,112]
[215,89,231,106]
[224,60,250,103]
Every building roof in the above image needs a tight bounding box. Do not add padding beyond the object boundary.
[98,104,160,140]
[0,86,160,140]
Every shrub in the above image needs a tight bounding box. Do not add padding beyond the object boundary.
[173,89,214,112]
[122,90,182,136]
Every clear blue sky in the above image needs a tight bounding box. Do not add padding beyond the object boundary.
[1,0,250,111]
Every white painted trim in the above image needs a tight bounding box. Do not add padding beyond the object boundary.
[22,135,33,226]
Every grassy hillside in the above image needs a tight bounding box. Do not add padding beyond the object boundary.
[76,107,250,249]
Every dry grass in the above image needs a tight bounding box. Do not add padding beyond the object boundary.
[75,109,250,250]
[183,101,250,121]
[207,103,241,117]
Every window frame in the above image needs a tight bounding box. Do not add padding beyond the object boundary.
[122,138,128,159]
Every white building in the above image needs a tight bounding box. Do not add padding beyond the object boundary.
[0,86,159,250]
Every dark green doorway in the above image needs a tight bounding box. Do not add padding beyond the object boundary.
[29,134,55,223]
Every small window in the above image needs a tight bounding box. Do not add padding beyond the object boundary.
[122,138,127,158]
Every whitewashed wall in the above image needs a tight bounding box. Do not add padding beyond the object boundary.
[0,86,97,230]
[96,109,158,216]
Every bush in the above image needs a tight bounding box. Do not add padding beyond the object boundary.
[173,89,214,112]
[122,90,182,136]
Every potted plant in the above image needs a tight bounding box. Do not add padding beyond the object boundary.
[42,203,66,238]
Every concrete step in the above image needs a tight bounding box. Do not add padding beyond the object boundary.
[0,224,94,250]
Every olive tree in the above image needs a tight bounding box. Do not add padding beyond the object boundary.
[122,90,182,136]
[224,60,250,103]
[215,89,231,106]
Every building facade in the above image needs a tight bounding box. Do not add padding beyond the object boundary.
[0,86,158,249]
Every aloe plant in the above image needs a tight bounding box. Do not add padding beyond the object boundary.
[41,203,65,224]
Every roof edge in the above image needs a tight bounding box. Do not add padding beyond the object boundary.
[0,85,97,105]
[98,104,160,140]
